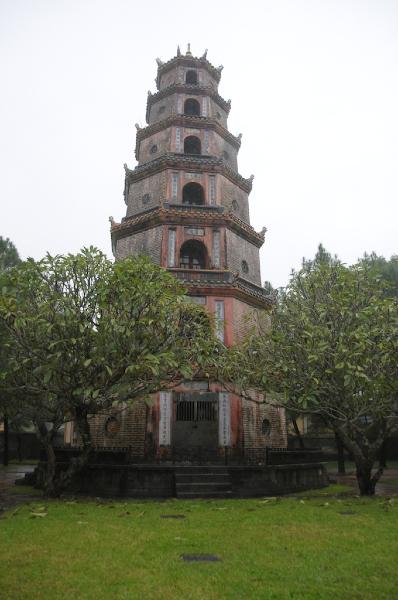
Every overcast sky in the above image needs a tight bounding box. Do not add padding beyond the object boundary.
[1,0,397,287]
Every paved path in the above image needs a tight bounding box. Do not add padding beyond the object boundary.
[0,464,38,512]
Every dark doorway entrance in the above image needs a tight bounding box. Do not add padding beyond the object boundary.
[172,392,218,457]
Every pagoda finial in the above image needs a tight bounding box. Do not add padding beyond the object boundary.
[177,45,181,56]
[201,49,208,59]
[186,43,192,56]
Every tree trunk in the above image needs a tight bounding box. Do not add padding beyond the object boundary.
[16,434,22,463]
[335,431,346,475]
[3,413,9,466]
[355,461,384,496]
[332,423,387,496]
[51,410,93,495]
[292,417,305,449]
[43,443,58,497]
[379,439,387,469]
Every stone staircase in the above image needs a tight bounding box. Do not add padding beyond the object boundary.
[174,466,233,499]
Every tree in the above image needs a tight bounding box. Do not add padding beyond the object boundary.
[359,252,398,298]
[0,248,219,496]
[229,259,398,496]
[0,236,21,465]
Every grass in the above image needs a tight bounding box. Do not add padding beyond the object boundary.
[1,489,397,600]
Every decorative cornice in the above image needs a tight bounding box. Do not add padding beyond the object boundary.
[124,153,253,193]
[135,115,241,160]
[175,275,273,310]
[156,55,221,89]
[110,206,265,248]
[146,84,231,123]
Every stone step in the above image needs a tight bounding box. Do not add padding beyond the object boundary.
[177,490,233,499]
[175,473,230,483]
[174,467,232,499]
[176,482,231,493]
[174,466,229,475]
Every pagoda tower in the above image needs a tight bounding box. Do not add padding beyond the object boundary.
[105,46,287,459]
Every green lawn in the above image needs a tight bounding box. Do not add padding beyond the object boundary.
[1,489,397,600]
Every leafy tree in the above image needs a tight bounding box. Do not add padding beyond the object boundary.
[228,259,398,496]
[0,237,20,271]
[359,252,398,298]
[0,248,219,496]
[0,236,21,465]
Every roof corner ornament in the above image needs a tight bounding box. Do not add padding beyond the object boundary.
[217,65,224,72]
[227,99,231,107]
[123,163,129,173]
[135,123,141,131]
[186,42,192,56]
[201,49,208,59]
[249,174,255,182]
[109,216,116,227]
[237,133,242,141]
[147,90,152,97]
[260,226,267,237]
[156,58,164,67]
[177,45,181,56]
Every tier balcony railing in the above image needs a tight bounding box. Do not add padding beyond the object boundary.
[169,268,234,284]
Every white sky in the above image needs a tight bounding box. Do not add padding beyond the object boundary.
[1,0,397,288]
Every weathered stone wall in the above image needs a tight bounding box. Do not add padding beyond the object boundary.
[207,131,238,169]
[148,93,178,124]
[159,66,219,91]
[242,400,287,449]
[231,299,267,342]
[225,229,261,285]
[219,176,249,222]
[89,401,148,457]
[138,128,172,165]
[115,226,163,264]
[126,172,166,217]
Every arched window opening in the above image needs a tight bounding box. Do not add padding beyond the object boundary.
[182,182,205,206]
[261,418,271,436]
[184,136,201,155]
[186,70,198,84]
[179,240,207,270]
[184,98,200,116]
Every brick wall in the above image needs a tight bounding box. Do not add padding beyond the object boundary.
[242,398,287,449]
[219,177,250,222]
[232,298,266,342]
[138,128,172,164]
[116,226,163,264]
[148,93,178,124]
[158,66,219,92]
[126,172,167,217]
[225,229,261,285]
[89,401,148,457]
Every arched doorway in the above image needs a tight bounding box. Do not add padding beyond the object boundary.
[182,182,205,206]
[184,136,201,155]
[184,98,200,116]
[179,240,207,270]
